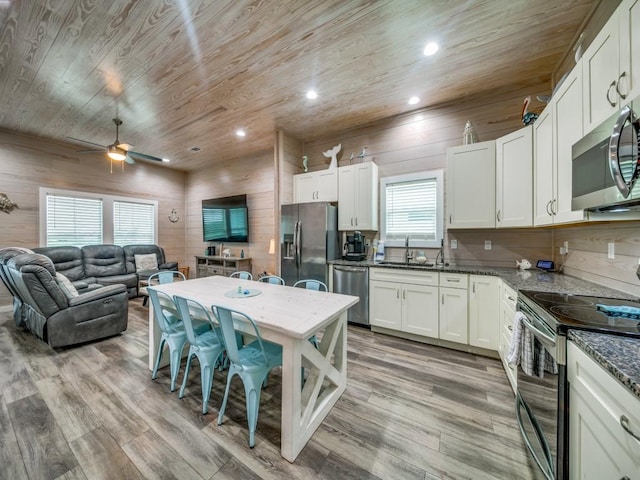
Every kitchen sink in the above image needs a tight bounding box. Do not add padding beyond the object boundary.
[376,261,436,268]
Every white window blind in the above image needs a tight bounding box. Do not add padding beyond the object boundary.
[385,178,438,241]
[381,170,443,248]
[202,207,228,241]
[46,194,103,247]
[113,201,156,245]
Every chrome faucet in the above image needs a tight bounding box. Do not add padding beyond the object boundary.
[435,238,445,267]
[405,235,413,264]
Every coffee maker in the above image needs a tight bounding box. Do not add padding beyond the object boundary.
[343,231,367,261]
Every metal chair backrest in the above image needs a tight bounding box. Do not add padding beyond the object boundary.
[212,305,269,367]
[173,295,218,346]
[292,279,327,291]
[230,271,253,280]
[258,275,285,285]
[148,289,181,333]
[148,270,185,285]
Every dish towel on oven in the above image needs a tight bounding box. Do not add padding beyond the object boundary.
[507,312,557,377]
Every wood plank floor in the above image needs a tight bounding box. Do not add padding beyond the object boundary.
[0,301,539,480]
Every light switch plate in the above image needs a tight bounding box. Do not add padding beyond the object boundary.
[608,242,615,259]
[484,240,492,250]
[451,239,458,249]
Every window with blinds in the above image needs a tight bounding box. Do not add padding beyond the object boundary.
[41,188,157,247]
[46,194,103,247]
[381,170,443,248]
[113,201,156,245]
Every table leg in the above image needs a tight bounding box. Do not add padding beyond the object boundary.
[278,310,348,462]
[148,303,163,370]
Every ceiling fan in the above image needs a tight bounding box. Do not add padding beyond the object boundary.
[67,118,165,165]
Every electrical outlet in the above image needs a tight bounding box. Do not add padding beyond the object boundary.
[451,239,458,249]
[608,242,615,259]
[559,246,566,255]
[484,240,492,250]
[564,241,569,253]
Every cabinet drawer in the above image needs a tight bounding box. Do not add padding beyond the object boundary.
[502,284,517,311]
[369,267,438,286]
[439,273,468,289]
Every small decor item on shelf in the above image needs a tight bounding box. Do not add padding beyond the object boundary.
[0,193,18,214]
[516,259,532,270]
[222,248,231,257]
[302,155,308,173]
[240,249,245,258]
[463,121,477,145]
[521,96,538,126]
[322,143,341,169]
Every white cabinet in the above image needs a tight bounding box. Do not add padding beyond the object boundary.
[468,275,501,350]
[582,0,640,134]
[568,341,640,479]
[498,282,517,393]
[293,169,338,203]
[338,162,378,231]
[496,126,533,227]
[533,66,586,227]
[369,268,439,337]
[439,273,468,344]
[446,141,496,229]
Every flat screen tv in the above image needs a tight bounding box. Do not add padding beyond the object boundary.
[202,194,249,243]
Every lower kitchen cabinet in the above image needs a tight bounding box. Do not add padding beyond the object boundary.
[498,282,517,393]
[369,268,439,337]
[568,341,640,479]
[439,273,469,344]
[468,275,501,350]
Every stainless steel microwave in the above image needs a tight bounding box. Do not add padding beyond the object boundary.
[572,95,640,212]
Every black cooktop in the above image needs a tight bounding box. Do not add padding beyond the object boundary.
[519,290,640,337]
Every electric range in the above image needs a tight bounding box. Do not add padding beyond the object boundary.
[518,289,640,338]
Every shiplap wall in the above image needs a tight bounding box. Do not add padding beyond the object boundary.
[0,128,186,307]
[185,148,276,278]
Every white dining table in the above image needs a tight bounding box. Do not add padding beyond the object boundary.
[147,275,358,462]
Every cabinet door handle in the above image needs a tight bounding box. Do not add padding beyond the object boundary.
[355,216,358,226]
[496,210,501,222]
[350,217,354,226]
[551,198,557,215]
[508,325,513,331]
[620,415,640,442]
[546,200,552,216]
[472,282,475,293]
[397,289,400,299]
[606,80,618,107]
[616,71,627,100]
[441,294,444,305]
[403,289,406,300]
[449,214,452,224]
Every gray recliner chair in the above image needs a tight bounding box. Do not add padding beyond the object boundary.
[0,247,34,326]
[5,253,129,348]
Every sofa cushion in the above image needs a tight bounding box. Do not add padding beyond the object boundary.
[55,272,79,298]
[33,246,85,282]
[81,245,127,278]
[134,253,158,272]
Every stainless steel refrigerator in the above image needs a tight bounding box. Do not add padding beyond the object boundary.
[280,203,339,285]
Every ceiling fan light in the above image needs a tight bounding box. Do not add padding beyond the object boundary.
[107,146,126,161]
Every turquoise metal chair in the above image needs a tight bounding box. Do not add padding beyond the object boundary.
[148,287,210,391]
[292,279,328,291]
[258,275,285,285]
[292,279,327,348]
[230,271,253,280]
[141,270,185,306]
[174,295,226,414]
[212,305,283,448]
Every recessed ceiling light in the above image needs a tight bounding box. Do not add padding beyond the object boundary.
[306,90,318,100]
[423,42,439,56]
[162,158,170,163]
[236,129,246,137]
[408,96,420,105]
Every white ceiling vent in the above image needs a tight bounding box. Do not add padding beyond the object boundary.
[188,146,202,153]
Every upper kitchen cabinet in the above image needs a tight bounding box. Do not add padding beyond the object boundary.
[583,0,640,134]
[446,141,496,229]
[338,162,379,231]
[534,65,585,226]
[293,169,338,203]
[496,126,533,227]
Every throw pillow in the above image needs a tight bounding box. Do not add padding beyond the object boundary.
[135,253,158,272]
[56,272,79,298]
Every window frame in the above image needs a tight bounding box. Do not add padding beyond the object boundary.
[380,169,444,249]
[39,187,158,247]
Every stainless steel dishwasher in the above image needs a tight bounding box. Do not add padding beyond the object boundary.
[333,265,369,326]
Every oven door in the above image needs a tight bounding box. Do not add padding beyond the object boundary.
[515,307,562,480]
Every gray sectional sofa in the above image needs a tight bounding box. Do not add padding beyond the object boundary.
[0,244,177,348]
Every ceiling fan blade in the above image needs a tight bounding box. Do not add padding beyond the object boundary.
[66,136,108,149]
[124,154,136,165]
[77,148,106,153]
[117,142,134,151]
[127,151,164,162]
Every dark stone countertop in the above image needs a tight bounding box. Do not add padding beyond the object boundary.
[330,260,637,299]
[568,330,640,400]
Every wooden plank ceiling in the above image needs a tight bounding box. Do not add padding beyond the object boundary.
[0,0,598,171]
